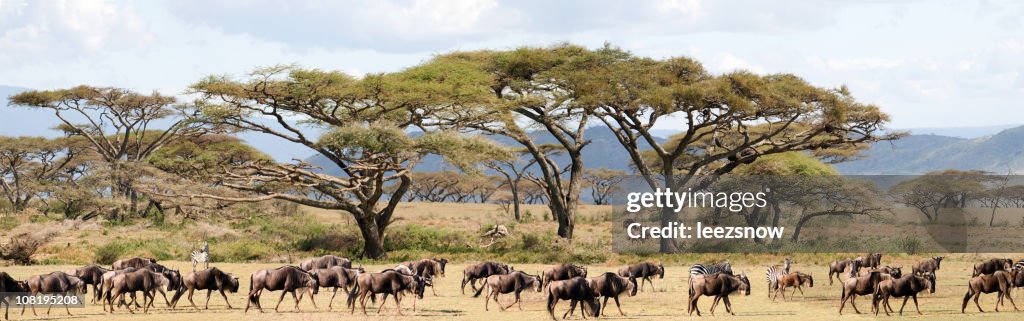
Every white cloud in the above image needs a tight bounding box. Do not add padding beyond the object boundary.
[0,0,152,67]
[824,58,905,71]
[712,52,765,74]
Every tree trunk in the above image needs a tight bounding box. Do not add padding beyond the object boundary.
[511,183,521,221]
[355,215,387,259]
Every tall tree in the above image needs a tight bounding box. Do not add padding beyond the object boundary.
[432,45,612,239]
[588,47,901,252]
[188,65,507,258]
[582,168,627,205]
[8,86,206,219]
[0,137,85,212]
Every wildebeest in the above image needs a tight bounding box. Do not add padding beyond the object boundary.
[462,262,511,294]
[912,256,943,275]
[100,268,139,311]
[245,266,319,313]
[772,272,813,301]
[112,257,157,270]
[839,270,883,315]
[589,272,637,316]
[1,272,28,320]
[973,258,1013,277]
[170,267,240,310]
[545,276,600,321]
[348,270,425,315]
[403,259,445,295]
[828,258,861,285]
[66,264,109,303]
[299,255,351,271]
[873,273,933,316]
[472,271,542,311]
[962,270,1017,313]
[856,253,883,269]
[542,264,587,289]
[687,272,751,316]
[301,266,362,310]
[144,263,182,305]
[106,268,172,314]
[20,271,86,316]
[878,266,902,279]
[617,262,663,291]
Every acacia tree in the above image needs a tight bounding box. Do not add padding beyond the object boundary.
[487,149,540,221]
[890,170,989,222]
[8,87,206,219]
[188,65,507,258]
[432,45,613,239]
[588,48,901,252]
[583,168,627,205]
[0,137,85,212]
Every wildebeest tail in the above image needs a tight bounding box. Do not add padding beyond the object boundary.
[346,283,359,308]
[170,287,185,307]
[473,282,487,297]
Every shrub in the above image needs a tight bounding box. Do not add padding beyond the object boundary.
[1,236,42,265]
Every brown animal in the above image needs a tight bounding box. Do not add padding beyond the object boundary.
[877,266,902,279]
[773,272,813,301]
[106,269,172,314]
[299,255,351,271]
[545,276,600,321]
[402,259,443,295]
[302,266,362,310]
[100,268,140,310]
[962,270,1017,313]
[1,272,28,320]
[912,256,943,275]
[873,273,932,316]
[20,271,85,317]
[687,272,751,316]
[973,258,1013,277]
[617,262,664,292]
[838,270,883,314]
[828,258,861,285]
[462,262,512,294]
[112,257,156,270]
[856,253,883,269]
[66,264,109,303]
[170,267,240,310]
[588,272,637,316]
[245,266,319,313]
[348,270,425,315]
[472,271,542,311]
[542,264,587,289]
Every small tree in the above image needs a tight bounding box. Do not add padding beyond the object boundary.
[890,170,989,222]
[0,136,85,212]
[582,168,627,205]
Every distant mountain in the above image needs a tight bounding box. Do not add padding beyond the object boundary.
[900,124,1023,139]
[835,126,1024,174]
[307,126,664,175]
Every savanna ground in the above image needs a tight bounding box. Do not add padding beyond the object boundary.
[3,202,1024,320]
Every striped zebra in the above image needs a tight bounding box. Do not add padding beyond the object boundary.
[765,258,792,297]
[191,242,209,272]
[689,261,733,276]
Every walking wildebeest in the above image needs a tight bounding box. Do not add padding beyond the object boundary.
[403,259,445,295]
[618,262,663,291]
[348,270,425,315]
[542,264,587,289]
[100,268,140,311]
[912,256,943,275]
[838,270,883,315]
[472,271,542,311]
[170,267,240,310]
[545,276,600,321]
[856,253,883,269]
[106,268,172,314]
[20,271,85,317]
[245,266,319,313]
[462,262,511,294]
[112,257,157,270]
[878,266,902,279]
[772,272,813,301]
[973,258,1013,277]
[687,272,751,316]
[1,272,28,320]
[873,273,933,316]
[299,255,351,271]
[144,263,182,305]
[962,270,1017,313]
[300,266,362,310]
[828,258,861,285]
[66,264,109,303]
[589,272,637,316]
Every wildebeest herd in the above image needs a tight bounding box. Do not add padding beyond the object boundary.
[5,254,1024,319]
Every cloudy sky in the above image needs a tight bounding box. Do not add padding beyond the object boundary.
[1,0,1022,130]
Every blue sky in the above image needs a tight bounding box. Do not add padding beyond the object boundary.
[1,0,1023,131]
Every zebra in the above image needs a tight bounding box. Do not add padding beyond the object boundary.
[765,258,792,297]
[689,261,733,276]
[191,242,209,272]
